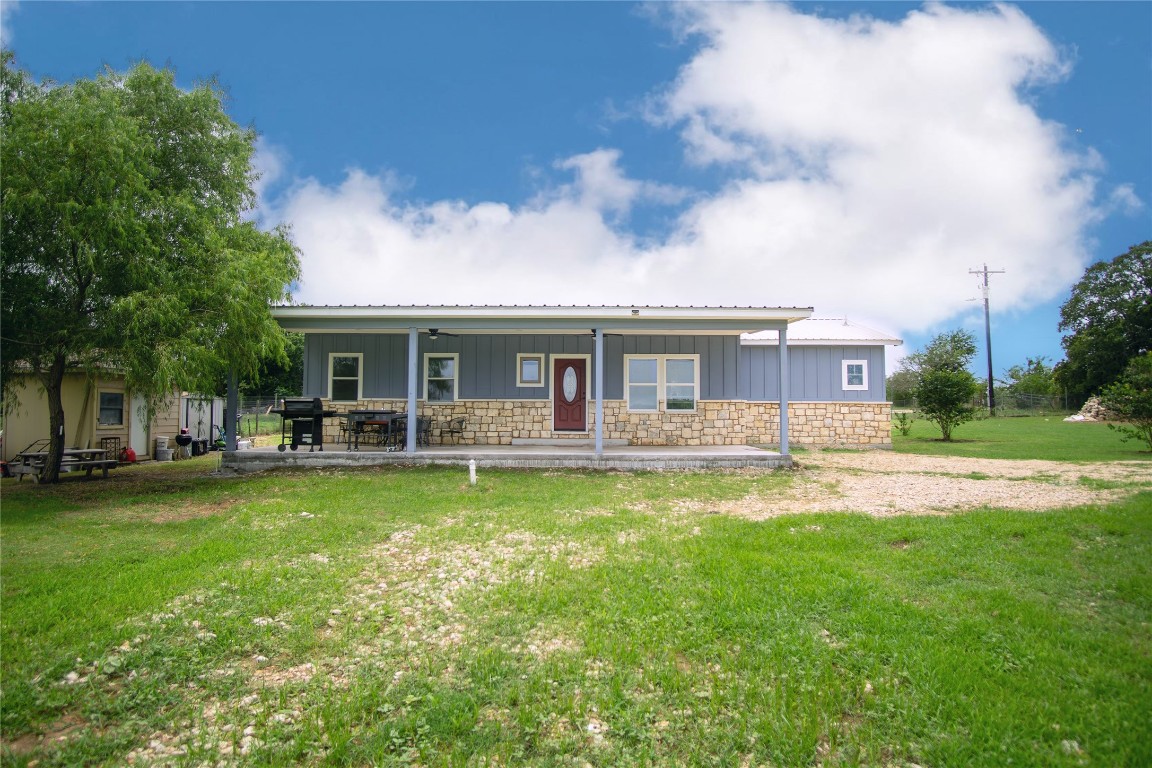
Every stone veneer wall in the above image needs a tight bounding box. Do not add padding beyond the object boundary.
[323,400,891,448]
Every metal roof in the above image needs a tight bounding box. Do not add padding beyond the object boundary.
[741,318,903,346]
[271,304,814,334]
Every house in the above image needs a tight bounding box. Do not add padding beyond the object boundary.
[269,305,901,453]
[2,372,180,462]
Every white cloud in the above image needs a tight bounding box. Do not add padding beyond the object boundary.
[250,137,289,217]
[1105,183,1144,217]
[267,3,1106,342]
[0,0,18,46]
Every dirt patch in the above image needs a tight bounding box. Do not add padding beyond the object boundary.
[250,662,316,688]
[2,712,89,756]
[718,452,1148,519]
[148,499,237,523]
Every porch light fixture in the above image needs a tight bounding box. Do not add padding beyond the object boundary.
[428,329,439,340]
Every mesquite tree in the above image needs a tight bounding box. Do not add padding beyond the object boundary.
[907,330,981,441]
[1,54,301,482]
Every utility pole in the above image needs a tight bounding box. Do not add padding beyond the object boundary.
[969,264,1005,415]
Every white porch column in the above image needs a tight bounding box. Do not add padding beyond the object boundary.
[225,367,239,451]
[778,326,790,456]
[407,327,418,454]
[594,328,604,457]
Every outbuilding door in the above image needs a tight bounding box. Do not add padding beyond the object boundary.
[553,358,587,431]
[130,393,150,457]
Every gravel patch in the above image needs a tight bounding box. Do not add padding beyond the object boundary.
[721,452,1149,519]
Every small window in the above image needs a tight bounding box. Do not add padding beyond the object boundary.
[98,392,124,426]
[517,353,545,387]
[425,354,459,402]
[329,353,363,402]
[842,360,868,391]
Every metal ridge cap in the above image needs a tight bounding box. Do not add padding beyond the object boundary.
[271,304,815,316]
[272,304,815,310]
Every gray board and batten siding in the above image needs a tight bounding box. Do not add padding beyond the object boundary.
[302,333,888,403]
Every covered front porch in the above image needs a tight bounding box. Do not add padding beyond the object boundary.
[219,305,816,468]
[223,442,791,473]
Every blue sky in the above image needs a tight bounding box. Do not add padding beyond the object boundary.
[4,2,1149,380]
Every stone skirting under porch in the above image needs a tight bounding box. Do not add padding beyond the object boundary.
[323,399,891,448]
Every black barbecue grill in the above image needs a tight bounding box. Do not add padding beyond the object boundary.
[271,398,337,452]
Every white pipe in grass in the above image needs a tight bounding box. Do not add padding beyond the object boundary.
[469,459,477,486]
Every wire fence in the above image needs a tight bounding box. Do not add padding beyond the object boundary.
[892,391,1073,417]
[236,395,284,438]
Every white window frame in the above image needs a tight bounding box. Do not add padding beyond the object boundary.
[424,352,460,402]
[516,353,546,388]
[842,359,868,391]
[328,352,363,402]
[624,354,700,413]
[97,390,125,427]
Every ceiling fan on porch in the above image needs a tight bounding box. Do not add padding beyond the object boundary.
[587,329,623,338]
[425,328,459,341]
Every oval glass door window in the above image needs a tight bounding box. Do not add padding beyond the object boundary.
[562,366,578,402]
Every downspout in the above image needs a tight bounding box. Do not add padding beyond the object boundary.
[594,328,604,458]
[406,327,418,454]
[779,326,790,457]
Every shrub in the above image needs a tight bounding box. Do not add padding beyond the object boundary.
[1099,353,1152,451]
[918,369,980,441]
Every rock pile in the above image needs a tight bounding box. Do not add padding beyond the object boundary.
[1064,396,1114,422]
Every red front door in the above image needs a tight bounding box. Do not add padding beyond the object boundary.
[553,358,587,431]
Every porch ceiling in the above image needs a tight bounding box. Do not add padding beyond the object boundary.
[271,305,814,335]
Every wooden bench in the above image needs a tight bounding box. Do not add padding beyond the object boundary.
[62,458,120,479]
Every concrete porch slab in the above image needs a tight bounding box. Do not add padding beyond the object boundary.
[223,443,791,473]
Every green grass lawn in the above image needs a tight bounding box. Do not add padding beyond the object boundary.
[893,414,1152,461]
[2,457,1150,766]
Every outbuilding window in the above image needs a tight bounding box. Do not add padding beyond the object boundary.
[842,360,868,391]
[98,391,124,426]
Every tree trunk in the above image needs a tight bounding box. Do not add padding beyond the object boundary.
[42,353,68,484]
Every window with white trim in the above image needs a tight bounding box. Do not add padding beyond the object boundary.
[98,391,125,426]
[329,353,363,402]
[425,353,459,401]
[516,353,545,387]
[625,355,699,412]
[842,359,868,391]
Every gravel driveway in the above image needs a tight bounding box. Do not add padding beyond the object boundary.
[723,451,1151,519]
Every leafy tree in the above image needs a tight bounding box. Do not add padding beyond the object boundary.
[910,330,981,441]
[885,368,919,404]
[1,54,301,482]
[903,329,978,376]
[241,332,304,397]
[1055,241,1152,406]
[1002,356,1057,404]
[1099,353,1152,452]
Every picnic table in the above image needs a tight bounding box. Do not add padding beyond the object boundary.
[9,448,120,483]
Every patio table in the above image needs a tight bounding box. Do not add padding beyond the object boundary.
[344,410,401,451]
[10,448,119,482]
